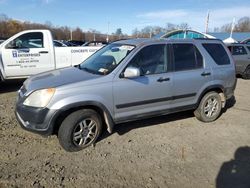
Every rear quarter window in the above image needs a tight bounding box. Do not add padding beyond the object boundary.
[202,43,230,65]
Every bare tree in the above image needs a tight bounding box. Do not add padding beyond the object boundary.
[220,17,250,32]
[0,14,121,42]
[177,23,191,30]
[130,22,190,38]
[235,17,250,32]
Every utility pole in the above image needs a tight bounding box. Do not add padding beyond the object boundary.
[149,28,153,38]
[70,29,73,40]
[205,10,210,34]
[106,21,110,43]
[230,18,236,38]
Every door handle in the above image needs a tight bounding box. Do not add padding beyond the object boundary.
[157,77,170,82]
[39,51,49,54]
[201,72,211,76]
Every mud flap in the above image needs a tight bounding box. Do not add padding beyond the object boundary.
[103,111,114,133]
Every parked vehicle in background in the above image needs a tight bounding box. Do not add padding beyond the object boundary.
[241,38,250,44]
[82,41,108,47]
[0,30,103,81]
[53,40,68,47]
[67,40,85,46]
[15,38,236,152]
[226,43,250,79]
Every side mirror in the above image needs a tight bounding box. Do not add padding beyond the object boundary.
[123,67,140,78]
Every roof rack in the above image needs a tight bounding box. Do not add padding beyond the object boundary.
[194,38,222,41]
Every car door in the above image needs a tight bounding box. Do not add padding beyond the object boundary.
[171,43,211,108]
[1,31,54,77]
[230,45,249,74]
[113,44,173,122]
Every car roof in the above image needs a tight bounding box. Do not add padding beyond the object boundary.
[113,38,222,47]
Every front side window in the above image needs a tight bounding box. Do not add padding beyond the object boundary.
[172,43,203,71]
[232,46,247,55]
[6,32,44,49]
[128,44,168,75]
[80,43,135,75]
[202,43,230,65]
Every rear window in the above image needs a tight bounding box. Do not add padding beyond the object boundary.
[202,43,230,65]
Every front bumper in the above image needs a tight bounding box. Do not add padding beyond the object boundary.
[15,104,58,136]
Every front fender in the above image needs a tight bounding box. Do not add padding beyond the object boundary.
[49,95,115,133]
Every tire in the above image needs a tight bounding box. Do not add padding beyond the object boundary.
[58,109,102,152]
[0,71,4,82]
[194,91,222,122]
[242,65,250,79]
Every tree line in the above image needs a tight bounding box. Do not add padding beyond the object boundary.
[132,17,250,38]
[0,13,250,41]
[0,14,128,41]
[219,17,250,33]
[131,23,190,38]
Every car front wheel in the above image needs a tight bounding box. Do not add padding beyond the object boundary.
[194,91,222,122]
[58,109,102,152]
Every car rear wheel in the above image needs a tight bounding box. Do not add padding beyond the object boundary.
[58,109,102,152]
[243,65,250,79]
[194,91,222,122]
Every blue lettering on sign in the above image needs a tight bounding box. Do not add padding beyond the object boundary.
[12,51,18,58]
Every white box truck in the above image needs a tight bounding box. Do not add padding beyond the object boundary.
[0,30,103,81]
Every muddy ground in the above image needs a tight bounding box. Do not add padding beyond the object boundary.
[0,79,250,188]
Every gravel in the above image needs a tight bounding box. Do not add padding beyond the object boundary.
[0,79,249,188]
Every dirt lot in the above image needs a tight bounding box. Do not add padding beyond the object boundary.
[0,79,250,188]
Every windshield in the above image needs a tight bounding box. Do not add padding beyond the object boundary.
[80,43,135,75]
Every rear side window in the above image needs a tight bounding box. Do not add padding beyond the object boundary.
[172,43,203,71]
[202,43,230,65]
[232,46,247,55]
[247,46,250,52]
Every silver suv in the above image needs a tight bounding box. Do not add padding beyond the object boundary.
[15,38,236,152]
[227,43,250,79]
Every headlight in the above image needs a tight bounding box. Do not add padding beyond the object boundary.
[23,88,56,108]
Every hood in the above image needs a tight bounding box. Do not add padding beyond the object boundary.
[23,67,101,92]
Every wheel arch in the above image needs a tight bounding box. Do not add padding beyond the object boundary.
[52,101,115,135]
[197,85,226,108]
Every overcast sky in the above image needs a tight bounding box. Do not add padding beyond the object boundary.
[0,0,250,34]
